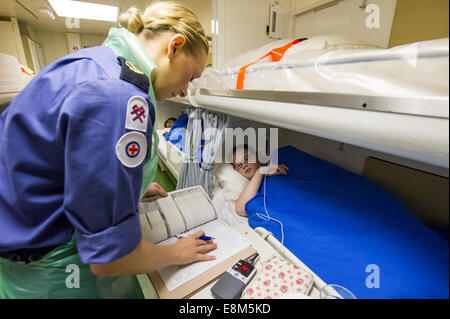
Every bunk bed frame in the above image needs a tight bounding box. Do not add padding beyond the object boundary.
[179,88,449,169]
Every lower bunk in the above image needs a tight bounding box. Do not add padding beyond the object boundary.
[240,146,449,299]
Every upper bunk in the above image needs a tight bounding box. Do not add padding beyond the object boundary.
[172,36,449,169]
[0,52,33,114]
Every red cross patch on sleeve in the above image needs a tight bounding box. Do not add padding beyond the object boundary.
[115,131,148,168]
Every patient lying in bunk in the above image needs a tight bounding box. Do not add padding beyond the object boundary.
[162,117,177,137]
[232,145,289,217]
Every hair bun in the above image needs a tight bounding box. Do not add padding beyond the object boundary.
[119,7,144,34]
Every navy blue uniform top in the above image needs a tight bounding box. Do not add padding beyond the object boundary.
[0,46,155,264]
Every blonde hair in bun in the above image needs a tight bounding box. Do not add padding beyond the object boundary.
[119,1,209,56]
[119,7,144,34]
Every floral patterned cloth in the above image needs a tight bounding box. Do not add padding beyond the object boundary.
[242,255,313,299]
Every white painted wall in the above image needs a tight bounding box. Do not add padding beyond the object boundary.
[182,0,212,37]
[33,31,106,66]
[211,0,397,64]
[34,31,68,66]
[292,0,397,48]
[212,0,293,67]
[80,33,107,48]
[0,19,26,65]
[0,21,20,59]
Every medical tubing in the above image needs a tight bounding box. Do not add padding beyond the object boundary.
[255,173,285,258]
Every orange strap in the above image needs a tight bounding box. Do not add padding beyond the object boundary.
[20,67,33,77]
[236,38,307,90]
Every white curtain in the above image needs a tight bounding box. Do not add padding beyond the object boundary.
[176,107,202,190]
[176,108,228,197]
[199,111,229,197]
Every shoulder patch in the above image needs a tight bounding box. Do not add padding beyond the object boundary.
[115,131,148,168]
[118,57,150,93]
[125,95,148,133]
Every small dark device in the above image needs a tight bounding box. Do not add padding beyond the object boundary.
[211,254,259,299]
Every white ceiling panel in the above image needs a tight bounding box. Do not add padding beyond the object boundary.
[1,0,211,36]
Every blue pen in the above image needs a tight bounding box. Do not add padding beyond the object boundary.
[199,236,215,241]
[176,235,215,240]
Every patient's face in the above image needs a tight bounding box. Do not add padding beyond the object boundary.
[165,119,176,128]
[233,148,260,180]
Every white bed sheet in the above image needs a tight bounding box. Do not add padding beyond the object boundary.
[212,187,248,227]
[211,163,249,227]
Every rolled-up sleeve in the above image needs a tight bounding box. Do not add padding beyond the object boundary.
[58,79,152,264]
[74,212,141,264]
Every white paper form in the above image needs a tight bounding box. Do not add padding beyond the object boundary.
[157,219,251,291]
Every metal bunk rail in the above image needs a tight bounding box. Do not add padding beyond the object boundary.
[198,89,449,119]
[190,88,449,168]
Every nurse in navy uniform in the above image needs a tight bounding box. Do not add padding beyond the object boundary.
[0,1,216,298]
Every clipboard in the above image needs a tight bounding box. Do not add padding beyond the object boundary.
[148,246,257,299]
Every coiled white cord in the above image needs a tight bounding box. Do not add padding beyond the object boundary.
[255,173,285,256]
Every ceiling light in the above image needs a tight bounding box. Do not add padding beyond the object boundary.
[48,0,118,22]
[39,7,56,20]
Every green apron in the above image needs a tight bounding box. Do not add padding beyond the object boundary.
[0,28,159,299]
[0,236,141,299]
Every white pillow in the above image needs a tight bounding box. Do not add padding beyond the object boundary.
[213,163,249,202]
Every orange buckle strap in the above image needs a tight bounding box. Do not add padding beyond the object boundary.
[236,38,307,90]
[20,67,33,77]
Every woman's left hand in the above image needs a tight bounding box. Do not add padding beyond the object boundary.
[143,182,168,198]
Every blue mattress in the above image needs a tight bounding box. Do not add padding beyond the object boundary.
[246,146,449,299]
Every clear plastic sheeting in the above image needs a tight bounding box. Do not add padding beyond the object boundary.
[193,36,449,97]
[0,53,27,93]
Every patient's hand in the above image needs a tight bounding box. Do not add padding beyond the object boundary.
[235,163,289,217]
[259,163,289,176]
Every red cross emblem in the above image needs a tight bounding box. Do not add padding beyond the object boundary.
[130,104,146,123]
[125,142,140,158]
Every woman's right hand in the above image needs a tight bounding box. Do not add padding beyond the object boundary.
[171,230,217,265]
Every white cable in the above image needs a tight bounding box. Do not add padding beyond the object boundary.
[255,173,285,257]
